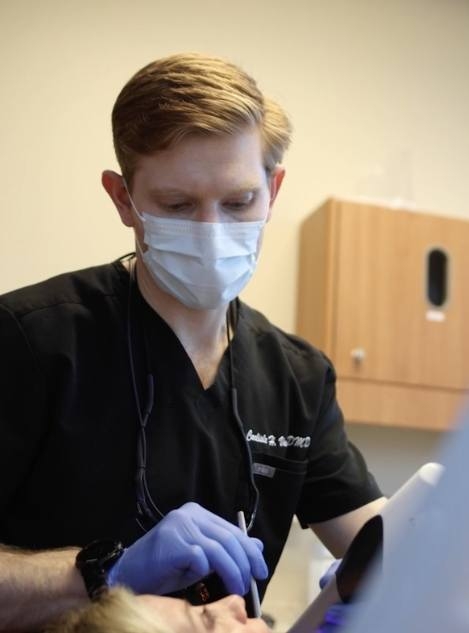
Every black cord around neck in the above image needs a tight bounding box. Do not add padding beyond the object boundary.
[127,263,258,532]
[226,301,259,532]
[127,258,163,527]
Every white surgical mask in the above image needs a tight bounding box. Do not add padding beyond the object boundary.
[126,190,266,310]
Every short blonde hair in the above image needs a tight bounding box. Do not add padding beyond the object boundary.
[47,588,170,633]
[112,52,292,183]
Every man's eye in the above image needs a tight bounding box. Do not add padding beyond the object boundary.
[166,202,191,212]
[225,201,250,210]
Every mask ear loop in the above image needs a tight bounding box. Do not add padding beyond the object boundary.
[123,179,148,260]
[226,301,259,532]
[123,179,144,221]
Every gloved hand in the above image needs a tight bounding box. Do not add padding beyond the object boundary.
[107,502,268,596]
[315,603,351,632]
[315,560,352,633]
[319,559,341,590]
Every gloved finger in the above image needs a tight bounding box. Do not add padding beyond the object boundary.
[235,536,268,581]
[251,537,264,552]
[171,544,212,588]
[191,513,268,573]
[146,546,211,595]
[319,559,342,590]
[206,528,256,592]
[316,602,352,632]
[194,534,250,595]
[195,520,268,581]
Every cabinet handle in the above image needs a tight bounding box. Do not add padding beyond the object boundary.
[426,248,449,308]
[350,348,366,363]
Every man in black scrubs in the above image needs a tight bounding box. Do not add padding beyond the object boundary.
[0,53,386,630]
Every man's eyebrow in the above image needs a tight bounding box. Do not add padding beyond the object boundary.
[147,187,188,197]
[227,185,261,195]
[147,185,261,197]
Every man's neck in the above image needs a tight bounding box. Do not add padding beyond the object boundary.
[133,257,230,388]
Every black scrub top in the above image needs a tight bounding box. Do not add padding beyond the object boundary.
[0,257,382,600]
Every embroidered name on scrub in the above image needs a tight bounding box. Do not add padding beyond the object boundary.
[246,430,311,449]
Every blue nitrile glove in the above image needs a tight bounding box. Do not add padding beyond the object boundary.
[315,560,352,633]
[107,502,268,596]
[315,603,350,632]
[319,559,341,590]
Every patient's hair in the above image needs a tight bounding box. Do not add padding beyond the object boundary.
[112,52,292,184]
[46,588,169,633]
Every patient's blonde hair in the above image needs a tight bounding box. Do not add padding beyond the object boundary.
[47,588,170,633]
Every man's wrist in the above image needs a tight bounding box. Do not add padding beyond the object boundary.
[75,540,125,600]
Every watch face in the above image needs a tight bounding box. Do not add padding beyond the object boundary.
[76,539,125,601]
[76,539,124,567]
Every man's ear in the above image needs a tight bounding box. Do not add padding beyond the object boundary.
[269,166,285,204]
[101,170,135,227]
[265,166,286,221]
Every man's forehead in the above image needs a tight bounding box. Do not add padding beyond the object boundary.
[133,158,268,196]
[133,127,266,179]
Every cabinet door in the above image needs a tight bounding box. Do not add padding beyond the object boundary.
[332,202,469,391]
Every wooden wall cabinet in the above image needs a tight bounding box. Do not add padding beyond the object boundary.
[296,198,469,431]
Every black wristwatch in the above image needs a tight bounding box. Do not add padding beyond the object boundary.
[75,539,125,600]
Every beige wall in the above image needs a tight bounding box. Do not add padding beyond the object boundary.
[1,1,468,626]
[1,0,468,332]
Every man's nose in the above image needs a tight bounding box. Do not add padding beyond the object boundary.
[195,201,224,223]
